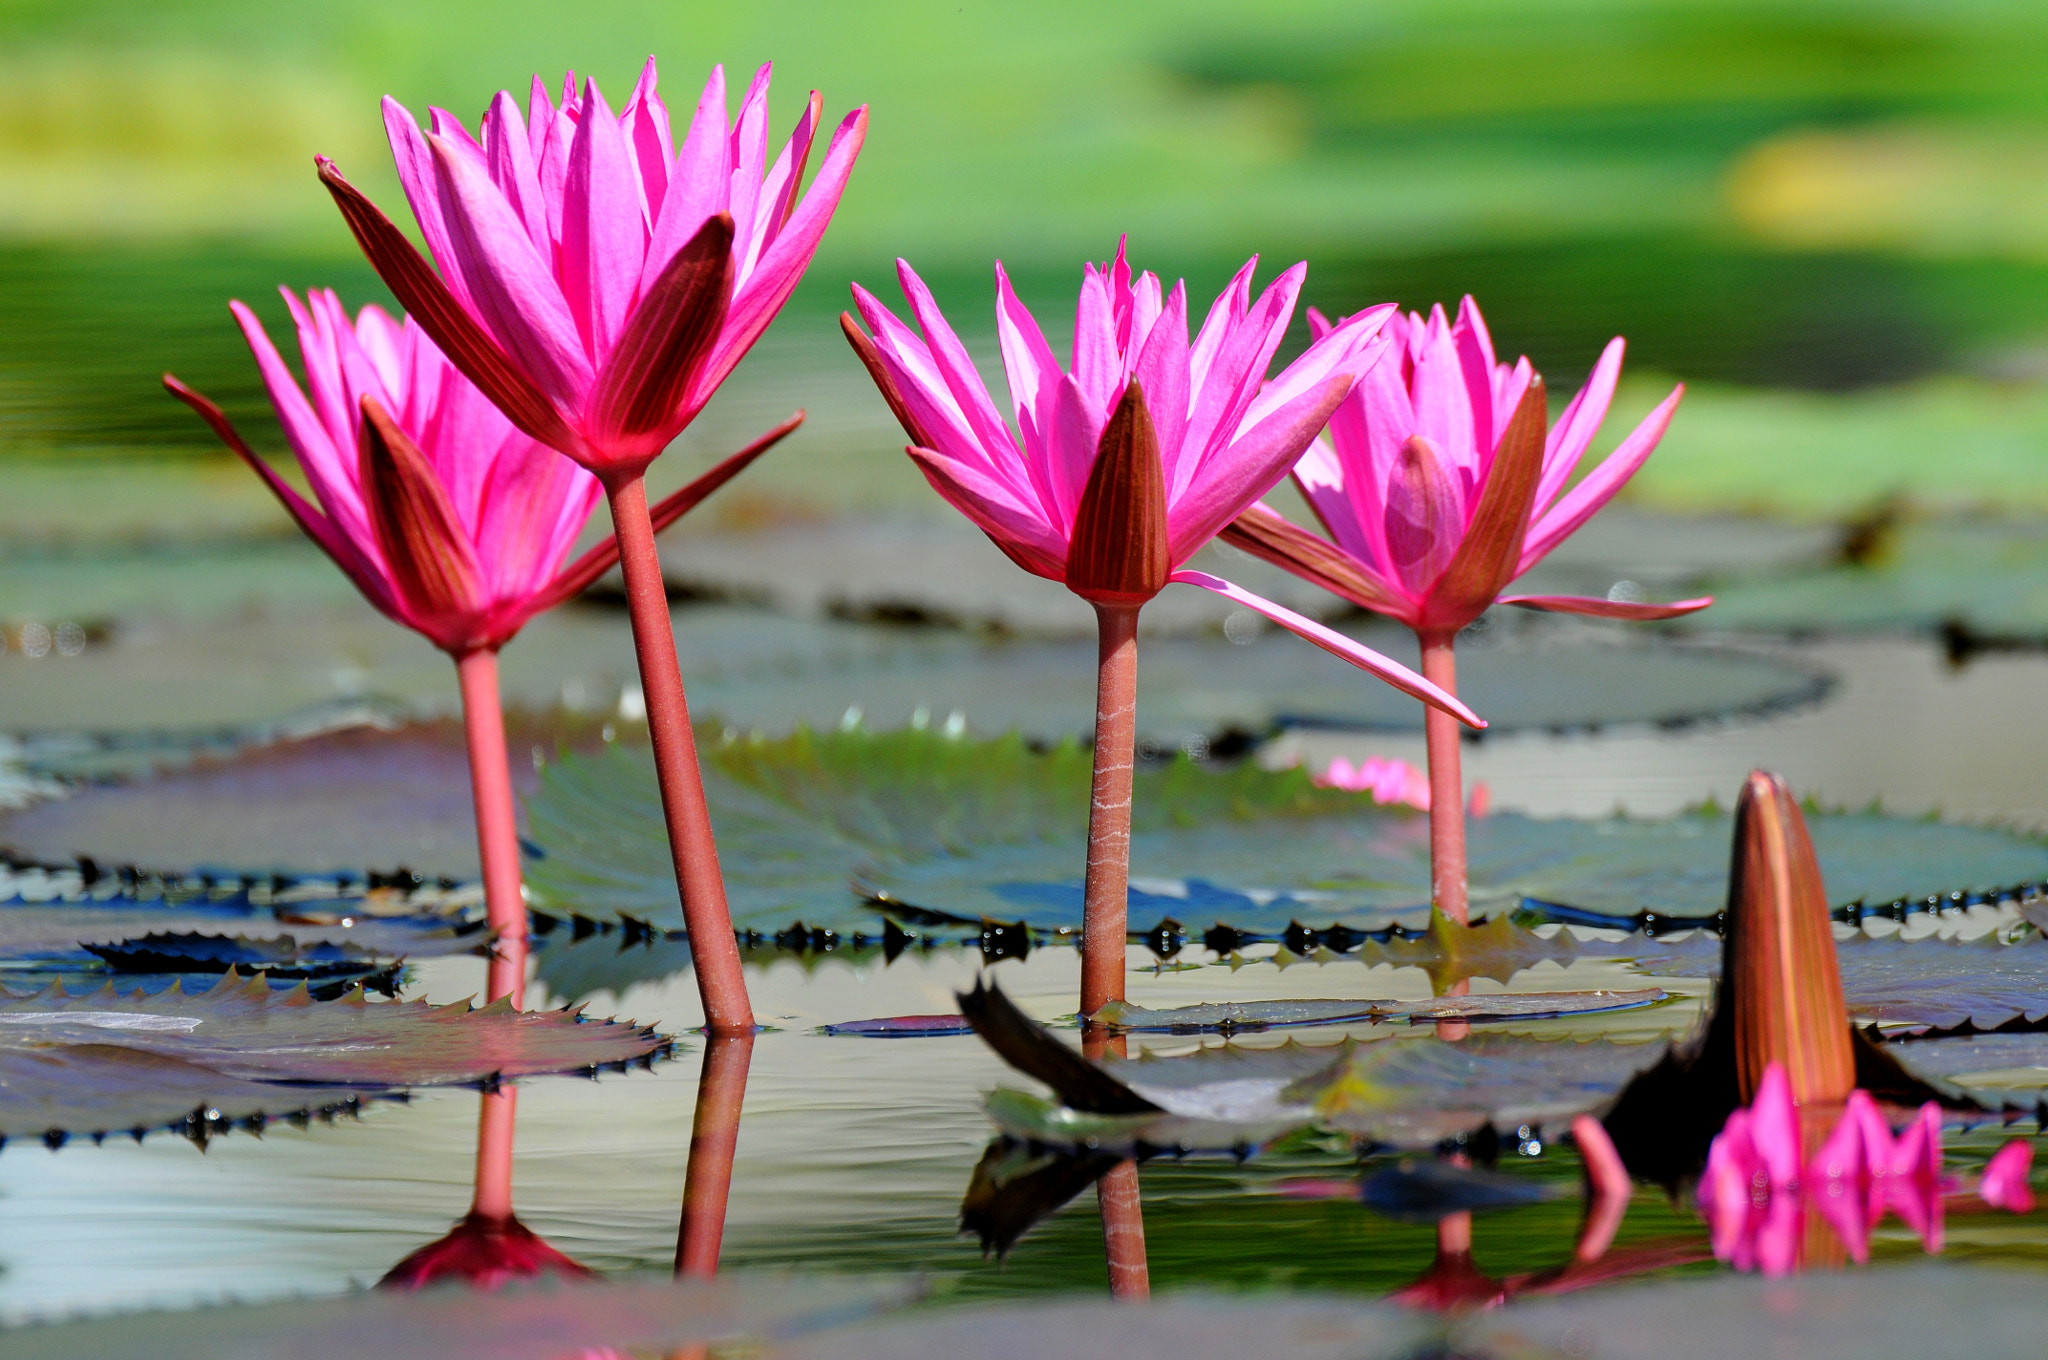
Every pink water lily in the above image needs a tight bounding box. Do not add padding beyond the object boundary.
[843,242,1482,1018]
[165,289,794,1007]
[324,58,864,475]
[1225,297,1708,923]
[320,58,867,1034]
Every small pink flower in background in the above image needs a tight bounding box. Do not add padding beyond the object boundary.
[1309,755,1489,814]
[326,58,866,476]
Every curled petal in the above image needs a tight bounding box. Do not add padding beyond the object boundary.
[585,212,735,464]
[1169,570,1483,728]
[358,396,488,629]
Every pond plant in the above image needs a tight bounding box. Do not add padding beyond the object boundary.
[164,297,797,1006]
[315,59,867,1034]
[1221,300,1707,921]
[841,243,1482,1016]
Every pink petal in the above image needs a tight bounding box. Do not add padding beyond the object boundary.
[748,90,823,273]
[1177,260,1303,497]
[1453,296,1500,462]
[1169,570,1483,727]
[1070,263,1120,410]
[1292,440,1381,565]
[1188,256,1255,393]
[231,299,371,547]
[1518,383,1683,574]
[907,445,1067,580]
[1534,336,1624,516]
[1130,279,1191,475]
[382,98,477,315]
[1408,303,1479,486]
[480,92,550,252]
[1748,1064,1803,1189]
[559,77,649,362]
[851,282,1002,483]
[1170,374,1350,563]
[642,64,732,298]
[994,261,1062,451]
[724,64,774,268]
[427,132,594,410]
[620,55,675,227]
[895,259,1019,475]
[690,104,866,408]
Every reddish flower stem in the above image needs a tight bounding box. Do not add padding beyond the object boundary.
[1080,603,1142,1020]
[1418,630,1468,925]
[470,1086,518,1221]
[601,473,753,1035]
[455,647,527,1008]
[675,1030,755,1279]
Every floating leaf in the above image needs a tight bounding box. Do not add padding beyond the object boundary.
[1093,989,1669,1034]
[0,972,668,1143]
[822,1014,979,1037]
[0,1273,921,1360]
[1879,1032,2048,1102]
[83,932,402,979]
[525,728,2048,935]
[0,899,478,973]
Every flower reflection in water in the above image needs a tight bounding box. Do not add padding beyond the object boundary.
[380,1028,757,1292]
[380,1087,595,1290]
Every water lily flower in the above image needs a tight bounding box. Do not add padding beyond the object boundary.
[842,242,1481,1016]
[1223,298,1708,921]
[319,59,866,1033]
[166,289,795,1006]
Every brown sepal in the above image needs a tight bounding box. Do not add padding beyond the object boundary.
[358,396,485,622]
[317,157,584,460]
[1723,769,1856,1106]
[1065,380,1170,606]
[1424,377,1547,632]
[586,213,735,458]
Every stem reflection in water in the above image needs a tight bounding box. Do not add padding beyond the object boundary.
[676,1031,756,1279]
[1083,1029,1150,1299]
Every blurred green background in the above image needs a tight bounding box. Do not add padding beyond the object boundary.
[7,0,2048,531]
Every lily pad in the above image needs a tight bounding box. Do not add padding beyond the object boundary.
[0,1273,921,1360]
[0,971,668,1143]
[82,932,405,979]
[524,729,2048,934]
[1878,1032,2048,1101]
[1092,989,1670,1034]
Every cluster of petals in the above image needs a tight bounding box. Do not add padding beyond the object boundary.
[179,289,600,655]
[846,243,1480,720]
[1229,296,1708,635]
[345,58,865,471]
[1699,1062,2033,1275]
[381,1211,595,1290]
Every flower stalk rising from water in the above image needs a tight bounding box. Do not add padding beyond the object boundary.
[167,291,796,1006]
[319,59,866,1033]
[1223,299,1707,921]
[843,242,1481,1016]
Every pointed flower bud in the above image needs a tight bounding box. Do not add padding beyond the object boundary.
[1066,380,1170,606]
[1723,770,1855,1107]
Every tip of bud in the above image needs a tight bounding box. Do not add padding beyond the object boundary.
[1725,770,1854,1106]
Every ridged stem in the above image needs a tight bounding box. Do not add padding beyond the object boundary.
[1080,603,1141,1019]
[455,647,527,1008]
[675,1030,755,1278]
[601,473,753,1034]
[1418,630,1469,925]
